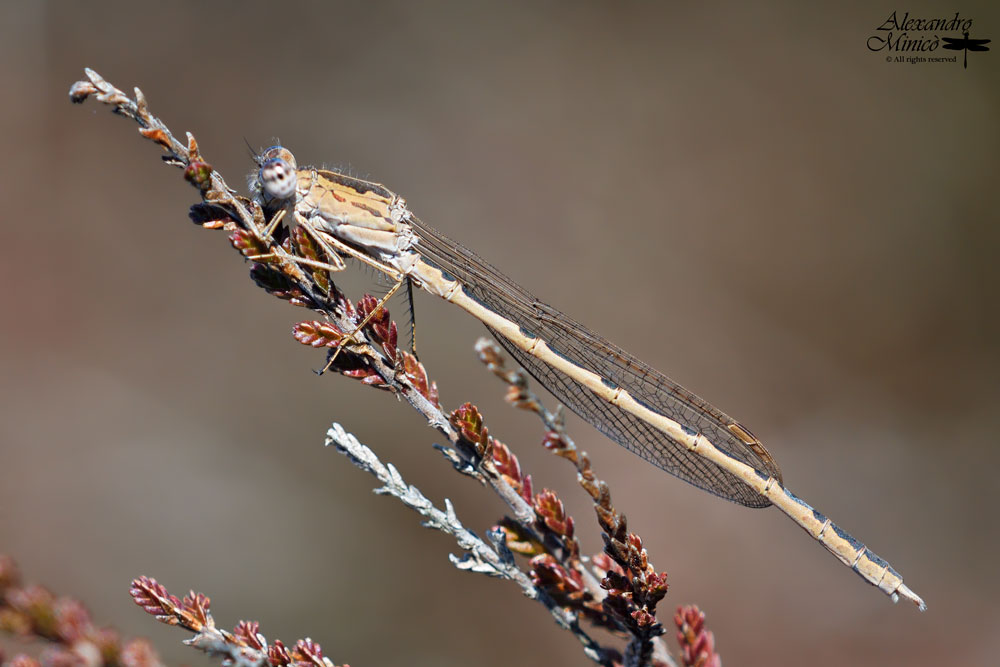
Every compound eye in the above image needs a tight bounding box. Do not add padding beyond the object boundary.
[259,157,297,199]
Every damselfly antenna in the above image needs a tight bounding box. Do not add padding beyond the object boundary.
[244,137,262,165]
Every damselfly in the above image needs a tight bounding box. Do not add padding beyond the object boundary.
[252,146,925,610]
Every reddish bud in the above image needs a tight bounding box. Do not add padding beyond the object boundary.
[450,404,489,455]
[534,490,574,539]
[675,605,721,667]
[234,620,266,650]
[184,160,213,191]
[291,638,325,667]
[402,352,438,406]
[0,607,32,636]
[291,228,331,294]
[495,520,544,556]
[7,585,57,638]
[119,638,162,667]
[53,597,92,643]
[631,608,656,628]
[292,321,344,348]
[138,127,171,151]
[530,554,586,605]
[68,80,98,103]
[8,655,41,667]
[180,591,211,631]
[129,577,181,626]
[229,230,268,259]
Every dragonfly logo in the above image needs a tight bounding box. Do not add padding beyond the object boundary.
[867,11,991,69]
[941,32,992,69]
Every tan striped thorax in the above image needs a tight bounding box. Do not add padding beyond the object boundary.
[256,146,419,270]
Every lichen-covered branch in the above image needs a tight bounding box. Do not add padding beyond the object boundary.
[325,423,610,664]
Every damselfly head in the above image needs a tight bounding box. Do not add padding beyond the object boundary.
[257,146,298,200]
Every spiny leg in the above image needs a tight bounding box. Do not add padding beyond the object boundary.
[405,277,419,359]
[246,208,348,272]
[296,212,404,281]
[261,207,287,244]
[266,211,410,370]
[319,277,407,373]
[245,253,347,274]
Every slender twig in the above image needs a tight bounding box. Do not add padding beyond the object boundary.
[325,423,610,664]
[476,338,676,667]
[129,576,342,667]
[69,68,535,525]
[69,68,700,667]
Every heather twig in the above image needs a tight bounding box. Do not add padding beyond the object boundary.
[67,68,715,667]
[128,577,345,667]
[0,554,163,667]
[673,606,721,667]
[324,424,608,664]
[476,339,677,667]
[69,68,533,525]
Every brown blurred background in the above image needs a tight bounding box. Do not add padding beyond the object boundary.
[2,2,998,665]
